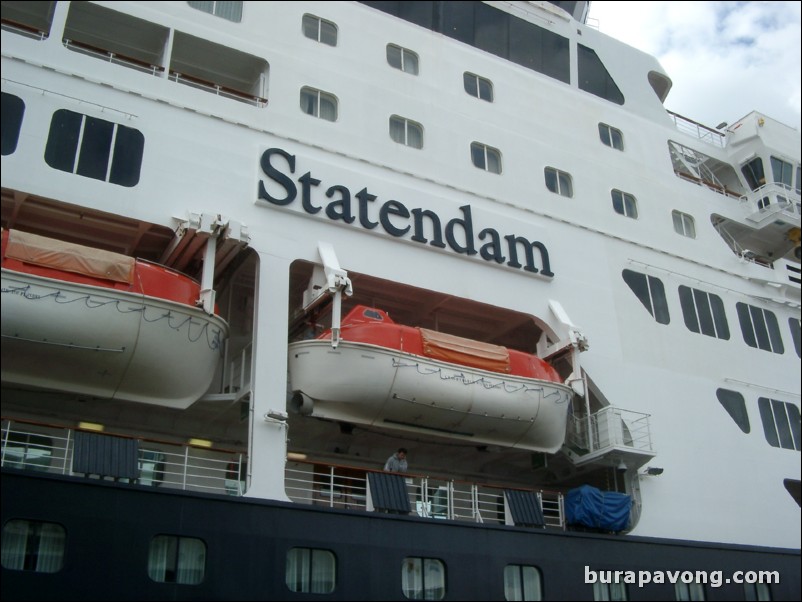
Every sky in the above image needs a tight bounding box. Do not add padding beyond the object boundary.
[587,1,802,131]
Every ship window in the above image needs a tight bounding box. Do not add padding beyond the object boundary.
[1,520,65,573]
[598,123,624,150]
[300,87,338,122]
[611,190,638,219]
[744,583,773,601]
[402,557,446,600]
[544,167,573,197]
[672,211,696,238]
[741,157,766,191]
[187,1,242,22]
[796,165,801,195]
[1,93,25,156]
[758,398,801,451]
[504,564,542,601]
[678,286,730,340]
[578,45,624,105]
[471,142,502,174]
[736,303,784,354]
[789,318,801,358]
[286,548,336,593]
[675,583,706,601]
[0,0,55,39]
[390,116,424,149]
[302,14,338,46]
[387,44,419,75]
[147,535,206,585]
[770,156,793,188]
[464,72,494,102]
[593,582,627,601]
[784,479,801,507]
[44,110,144,187]
[622,270,670,324]
[715,389,750,434]
[1,432,54,471]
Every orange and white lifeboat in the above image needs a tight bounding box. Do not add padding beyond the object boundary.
[1,229,228,409]
[288,305,573,452]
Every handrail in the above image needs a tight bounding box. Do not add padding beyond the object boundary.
[667,110,725,148]
[168,71,267,107]
[63,39,165,76]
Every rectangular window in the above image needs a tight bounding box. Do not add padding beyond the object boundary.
[736,303,784,354]
[758,398,801,451]
[148,535,206,585]
[678,286,729,340]
[544,167,573,197]
[598,123,623,150]
[464,72,493,102]
[593,582,627,601]
[770,156,793,188]
[390,116,424,149]
[187,1,242,22]
[672,210,696,238]
[387,44,419,74]
[504,565,542,601]
[611,190,638,218]
[45,109,144,187]
[675,583,706,601]
[471,142,502,174]
[402,557,446,600]
[744,583,773,601]
[302,14,337,46]
[1,520,65,572]
[286,548,336,593]
[300,87,338,121]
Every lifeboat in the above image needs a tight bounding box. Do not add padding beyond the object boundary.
[288,305,573,452]
[1,229,228,409]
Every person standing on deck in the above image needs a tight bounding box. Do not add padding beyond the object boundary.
[383,448,408,473]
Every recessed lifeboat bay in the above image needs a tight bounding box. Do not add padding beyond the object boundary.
[288,305,572,453]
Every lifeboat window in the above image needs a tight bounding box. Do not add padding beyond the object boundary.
[678,286,730,340]
[1,93,25,156]
[45,109,144,187]
[715,389,750,434]
[611,190,638,219]
[286,548,336,593]
[736,303,784,354]
[504,565,542,601]
[675,583,706,601]
[302,14,337,47]
[464,72,494,102]
[1,520,65,573]
[390,115,424,149]
[672,211,696,239]
[471,142,502,174]
[744,583,773,601]
[187,1,242,23]
[741,158,766,191]
[758,398,801,452]
[621,270,670,325]
[402,557,446,600]
[363,308,384,321]
[544,167,572,198]
[789,318,801,358]
[387,44,419,75]
[593,581,627,601]
[147,535,206,585]
[598,123,624,151]
[300,87,338,122]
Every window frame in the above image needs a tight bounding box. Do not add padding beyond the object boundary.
[675,582,706,601]
[285,547,337,594]
[611,189,638,219]
[302,13,337,46]
[147,534,207,585]
[186,1,242,23]
[593,581,628,601]
[598,123,623,150]
[621,270,670,325]
[544,167,573,198]
[402,557,446,600]
[387,44,419,75]
[504,564,543,601]
[758,398,801,451]
[464,72,493,102]
[299,86,338,122]
[736,302,784,354]
[389,115,424,149]
[678,285,730,340]
[1,519,66,573]
[470,142,502,174]
[672,210,696,238]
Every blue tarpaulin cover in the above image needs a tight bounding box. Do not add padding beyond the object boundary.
[565,484,632,532]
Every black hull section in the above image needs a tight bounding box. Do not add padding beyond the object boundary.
[2,471,800,601]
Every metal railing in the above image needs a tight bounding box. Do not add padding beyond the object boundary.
[63,39,164,76]
[567,406,653,456]
[739,182,802,220]
[168,72,267,107]
[668,111,726,148]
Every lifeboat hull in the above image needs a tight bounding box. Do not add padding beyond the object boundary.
[1,269,228,409]
[288,339,573,452]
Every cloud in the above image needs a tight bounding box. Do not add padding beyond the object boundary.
[589,1,801,130]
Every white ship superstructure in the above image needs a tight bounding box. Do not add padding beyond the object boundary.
[2,2,799,600]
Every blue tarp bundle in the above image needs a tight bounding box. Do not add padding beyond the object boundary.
[565,484,631,532]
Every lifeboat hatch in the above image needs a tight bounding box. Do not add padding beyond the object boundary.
[287,260,581,454]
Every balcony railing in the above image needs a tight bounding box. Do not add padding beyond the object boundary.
[668,111,726,148]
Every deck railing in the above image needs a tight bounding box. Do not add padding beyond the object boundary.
[668,111,726,148]
[2,418,565,529]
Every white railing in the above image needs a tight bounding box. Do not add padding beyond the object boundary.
[285,461,565,529]
[567,406,653,456]
[740,182,802,221]
[63,39,164,76]
[668,111,726,148]
[168,72,267,107]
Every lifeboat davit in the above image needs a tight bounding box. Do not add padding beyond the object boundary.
[288,305,573,452]
[1,229,228,409]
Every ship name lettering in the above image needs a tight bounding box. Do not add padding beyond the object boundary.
[258,147,553,278]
